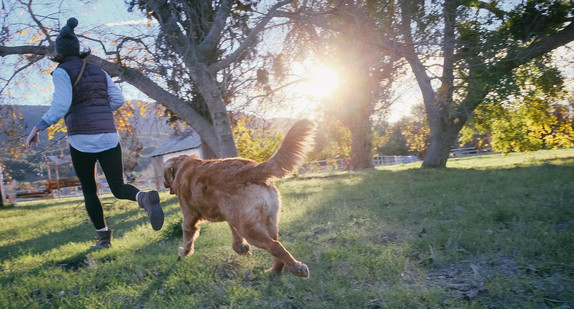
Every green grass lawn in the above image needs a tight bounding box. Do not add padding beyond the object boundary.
[1,149,573,308]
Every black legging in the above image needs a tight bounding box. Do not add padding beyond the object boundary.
[70,143,139,229]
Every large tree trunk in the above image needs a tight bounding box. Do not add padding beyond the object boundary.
[337,82,375,170]
[333,28,377,170]
[344,69,375,170]
[349,118,374,170]
[422,118,460,168]
[420,0,459,168]
[192,65,237,158]
[399,0,467,168]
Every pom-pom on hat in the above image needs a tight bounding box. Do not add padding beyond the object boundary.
[56,17,80,57]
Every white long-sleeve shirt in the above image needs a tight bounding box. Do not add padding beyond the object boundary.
[36,67,125,153]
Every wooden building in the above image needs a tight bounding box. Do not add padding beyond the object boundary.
[148,132,202,190]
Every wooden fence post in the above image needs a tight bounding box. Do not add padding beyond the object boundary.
[0,164,5,207]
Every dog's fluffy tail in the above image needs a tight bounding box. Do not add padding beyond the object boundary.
[248,119,315,181]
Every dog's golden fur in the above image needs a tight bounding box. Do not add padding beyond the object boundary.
[163,119,315,277]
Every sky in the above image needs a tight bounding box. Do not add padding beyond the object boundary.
[57,1,139,29]
[1,1,150,104]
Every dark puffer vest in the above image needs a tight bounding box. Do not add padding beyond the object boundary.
[58,56,116,135]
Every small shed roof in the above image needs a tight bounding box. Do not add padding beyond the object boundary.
[148,132,201,158]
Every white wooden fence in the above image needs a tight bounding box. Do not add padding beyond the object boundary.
[449,147,493,158]
[372,155,419,166]
[302,155,419,173]
[302,147,493,173]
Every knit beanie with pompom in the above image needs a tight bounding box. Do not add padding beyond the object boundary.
[56,17,80,57]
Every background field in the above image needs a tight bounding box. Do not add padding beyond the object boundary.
[1,149,573,308]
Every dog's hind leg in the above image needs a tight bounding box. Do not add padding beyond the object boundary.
[266,223,285,273]
[229,224,252,255]
[266,213,287,274]
[269,257,285,273]
[179,216,201,258]
[241,225,309,278]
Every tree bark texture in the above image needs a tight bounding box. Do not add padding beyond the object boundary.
[349,119,374,170]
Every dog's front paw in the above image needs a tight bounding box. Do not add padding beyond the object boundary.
[233,242,252,255]
[178,247,194,258]
[287,262,310,278]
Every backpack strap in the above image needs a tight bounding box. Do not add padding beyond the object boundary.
[72,59,87,88]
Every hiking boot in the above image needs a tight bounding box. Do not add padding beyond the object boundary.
[137,190,164,230]
[91,229,112,249]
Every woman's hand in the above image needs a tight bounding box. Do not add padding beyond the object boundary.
[26,127,40,153]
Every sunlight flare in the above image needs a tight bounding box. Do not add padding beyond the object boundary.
[306,66,340,99]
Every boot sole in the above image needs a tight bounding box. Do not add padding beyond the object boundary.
[147,191,164,231]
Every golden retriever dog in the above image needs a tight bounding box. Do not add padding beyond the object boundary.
[163,119,315,278]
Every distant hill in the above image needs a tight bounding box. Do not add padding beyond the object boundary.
[18,105,50,132]
[0,104,48,144]
[232,112,298,135]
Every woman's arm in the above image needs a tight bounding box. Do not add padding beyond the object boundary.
[36,68,73,130]
[26,68,72,153]
[105,71,125,111]
[25,126,40,153]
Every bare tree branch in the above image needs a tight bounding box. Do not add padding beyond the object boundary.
[209,0,294,74]
[88,55,219,150]
[143,0,194,56]
[0,54,44,94]
[196,0,233,61]
[248,77,308,101]
[501,22,574,71]
[26,0,53,45]
[0,45,51,56]
[77,35,114,56]
[469,0,506,19]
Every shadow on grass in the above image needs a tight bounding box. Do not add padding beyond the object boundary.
[55,249,94,271]
[0,195,181,263]
[0,196,85,211]
[0,208,138,260]
[284,163,574,232]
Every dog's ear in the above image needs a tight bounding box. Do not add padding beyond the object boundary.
[163,160,178,195]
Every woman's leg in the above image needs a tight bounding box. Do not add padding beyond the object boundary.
[70,146,107,230]
[98,143,164,230]
[97,143,139,201]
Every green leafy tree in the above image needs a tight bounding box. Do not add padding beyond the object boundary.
[394,0,574,167]
[398,103,430,159]
[305,118,352,171]
[377,103,430,159]
[375,122,409,156]
[1,159,39,182]
[460,60,574,153]
[0,104,26,157]
[232,118,284,163]
[312,118,351,161]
